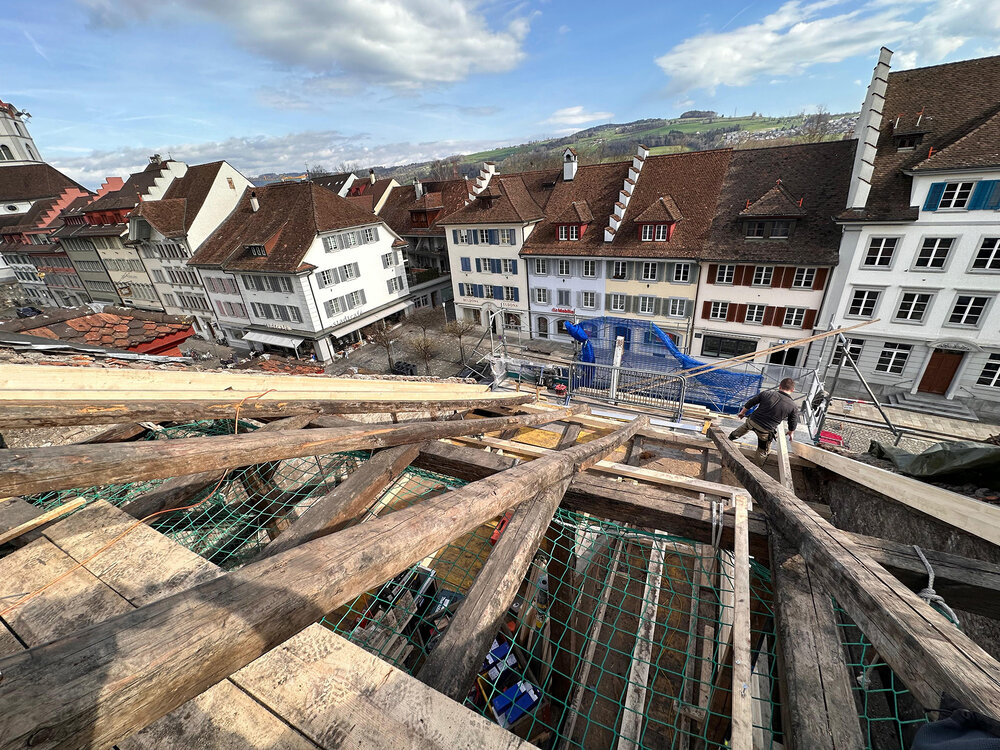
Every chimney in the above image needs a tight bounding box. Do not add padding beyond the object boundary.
[413,177,424,200]
[846,47,892,210]
[369,168,376,185]
[249,190,260,212]
[563,148,578,181]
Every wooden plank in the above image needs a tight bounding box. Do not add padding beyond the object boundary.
[231,627,537,750]
[0,497,42,550]
[556,421,583,449]
[794,441,1000,548]
[255,443,422,561]
[76,423,148,444]
[730,494,752,750]
[417,418,646,700]
[617,539,667,750]
[0,498,86,548]
[0,407,580,497]
[711,426,1000,715]
[770,532,865,750]
[776,424,793,491]
[0,415,637,750]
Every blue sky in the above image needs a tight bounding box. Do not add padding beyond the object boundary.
[6,0,1000,187]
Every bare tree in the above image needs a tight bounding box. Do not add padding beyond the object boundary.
[801,106,831,142]
[444,319,479,363]
[407,336,439,376]
[408,306,445,343]
[365,321,399,370]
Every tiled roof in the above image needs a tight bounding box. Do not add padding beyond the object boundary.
[414,192,445,210]
[311,172,354,194]
[378,178,476,237]
[739,182,807,217]
[131,161,227,237]
[841,55,1000,221]
[442,176,546,225]
[911,109,1000,172]
[0,197,59,236]
[634,195,683,223]
[132,198,187,238]
[85,161,173,213]
[189,181,381,272]
[346,194,375,213]
[0,306,192,351]
[706,140,853,264]
[0,164,86,202]
[554,200,595,224]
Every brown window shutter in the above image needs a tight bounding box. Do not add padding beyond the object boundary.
[725,303,738,322]
[770,266,783,287]
[702,300,712,319]
[736,303,748,322]
[772,307,786,326]
[779,268,794,288]
[762,306,775,326]
[802,309,817,329]
[813,267,829,290]
[707,264,718,284]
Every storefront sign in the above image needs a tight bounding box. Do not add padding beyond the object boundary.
[551,307,575,314]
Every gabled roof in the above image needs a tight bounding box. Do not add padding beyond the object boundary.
[707,140,853,264]
[634,195,683,223]
[311,172,354,194]
[740,182,807,217]
[442,176,546,225]
[554,200,595,224]
[189,181,381,272]
[842,54,1000,221]
[131,161,227,237]
[378,178,476,237]
[0,306,192,351]
[912,109,1000,172]
[414,192,445,211]
[85,162,173,213]
[0,164,86,202]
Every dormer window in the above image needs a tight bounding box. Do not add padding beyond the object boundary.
[771,220,790,238]
[895,133,923,151]
[558,224,582,241]
[247,244,267,257]
[639,223,675,242]
[745,222,766,238]
[744,220,793,239]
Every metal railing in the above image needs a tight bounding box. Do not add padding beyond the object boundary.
[568,361,687,421]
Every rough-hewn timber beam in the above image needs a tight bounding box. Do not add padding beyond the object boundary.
[0,413,633,750]
[0,407,580,497]
[709,426,1000,716]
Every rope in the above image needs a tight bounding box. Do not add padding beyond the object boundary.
[912,544,960,627]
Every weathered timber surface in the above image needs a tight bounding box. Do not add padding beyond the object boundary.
[730,495,753,750]
[76,423,148,444]
[770,533,864,750]
[0,393,534,428]
[255,443,422,561]
[711,426,1000,716]
[0,407,579,497]
[0,414,630,750]
[0,497,42,550]
[0,498,86,548]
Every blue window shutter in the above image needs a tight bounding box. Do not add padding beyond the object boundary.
[489,229,499,245]
[470,230,478,245]
[493,285,503,300]
[452,229,459,243]
[923,182,946,211]
[513,287,520,302]
[510,259,518,274]
[491,258,501,274]
[987,182,1000,210]
[457,283,464,295]
[460,257,471,272]
[475,258,481,272]
[969,180,998,210]
[478,284,486,298]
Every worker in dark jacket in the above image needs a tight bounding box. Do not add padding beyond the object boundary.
[728,378,798,464]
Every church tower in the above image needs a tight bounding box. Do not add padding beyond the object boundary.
[0,100,42,165]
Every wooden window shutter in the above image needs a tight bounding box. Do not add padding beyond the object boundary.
[762,306,775,326]
[725,304,738,322]
[736,303,748,322]
[923,183,946,211]
[653,297,662,316]
[802,309,817,329]
[736,265,752,286]
[772,306,786,325]
[779,268,794,288]
[812,267,829,290]
[702,300,712,319]
[707,263,718,284]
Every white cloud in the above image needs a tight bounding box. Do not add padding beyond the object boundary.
[655,0,1000,94]
[558,24,570,34]
[78,0,532,90]
[51,130,503,188]
[543,106,614,126]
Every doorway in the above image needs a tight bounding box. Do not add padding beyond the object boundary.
[537,316,549,338]
[768,347,801,367]
[918,349,964,394]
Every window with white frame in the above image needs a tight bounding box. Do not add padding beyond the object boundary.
[847,289,880,317]
[582,291,596,308]
[744,221,766,238]
[557,289,570,306]
[875,342,912,374]
[502,259,514,274]
[641,225,654,241]
[478,229,489,244]
[345,232,358,247]
[364,227,377,243]
[387,276,404,293]
[612,261,627,280]
[673,263,690,283]
[978,354,1000,388]
[745,304,766,324]
[895,292,932,322]
[320,269,336,287]
[973,238,1000,270]
[324,298,342,317]
[655,224,669,241]
[863,237,898,267]
[667,298,686,317]
[610,293,626,312]
[558,259,571,276]
[832,338,864,366]
[455,230,469,245]
[339,263,358,280]
[792,267,816,288]
[558,226,568,241]
[152,269,165,283]
[948,295,990,326]
[915,238,953,269]
[348,290,364,308]
[535,288,549,304]
[752,266,773,286]
[483,285,495,299]
[783,307,806,327]
[504,286,516,301]
[583,260,596,278]
[939,182,975,209]
[638,296,655,314]
[499,229,514,245]
[480,257,492,273]
[641,262,657,281]
[569,225,580,241]
[534,259,548,275]
[381,252,394,268]
[715,265,735,284]
[710,301,729,320]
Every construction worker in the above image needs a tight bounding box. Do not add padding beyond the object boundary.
[728,378,798,464]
